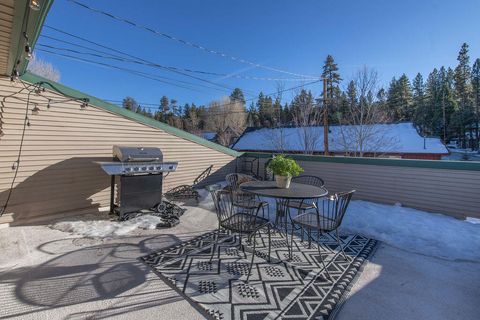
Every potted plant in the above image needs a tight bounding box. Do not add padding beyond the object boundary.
[266,155,304,188]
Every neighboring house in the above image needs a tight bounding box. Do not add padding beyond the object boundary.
[232,123,449,160]
[214,126,242,147]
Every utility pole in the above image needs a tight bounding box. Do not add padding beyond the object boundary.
[323,78,329,155]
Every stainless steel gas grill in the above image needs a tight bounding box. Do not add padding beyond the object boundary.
[98,146,178,219]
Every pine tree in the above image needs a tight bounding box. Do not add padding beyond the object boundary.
[159,96,169,122]
[471,58,480,147]
[412,73,428,132]
[230,88,246,106]
[122,96,139,112]
[321,55,342,122]
[453,43,474,148]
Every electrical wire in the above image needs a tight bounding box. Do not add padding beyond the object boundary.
[36,48,233,94]
[42,25,257,97]
[67,0,318,79]
[105,79,323,116]
[0,80,89,217]
[37,40,317,82]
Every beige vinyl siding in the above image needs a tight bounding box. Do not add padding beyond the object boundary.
[0,77,235,224]
[244,156,480,219]
[0,0,14,75]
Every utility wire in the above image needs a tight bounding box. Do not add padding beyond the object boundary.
[38,38,317,82]
[68,0,318,79]
[105,79,323,115]
[43,25,256,97]
[37,48,234,94]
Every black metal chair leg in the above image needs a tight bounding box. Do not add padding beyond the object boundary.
[246,232,257,283]
[209,229,220,263]
[315,230,333,281]
[335,229,350,261]
[267,224,272,262]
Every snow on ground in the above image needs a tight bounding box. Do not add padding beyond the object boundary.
[50,183,480,262]
[342,200,480,262]
[51,214,163,238]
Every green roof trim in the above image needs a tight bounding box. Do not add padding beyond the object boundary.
[241,152,480,171]
[20,71,242,157]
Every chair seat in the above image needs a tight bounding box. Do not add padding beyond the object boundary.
[286,200,315,210]
[292,212,335,231]
[233,200,269,209]
[220,213,269,234]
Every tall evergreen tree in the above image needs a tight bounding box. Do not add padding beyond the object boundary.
[230,88,246,106]
[471,58,480,146]
[453,43,474,148]
[159,95,170,122]
[122,96,139,112]
[321,55,342,123]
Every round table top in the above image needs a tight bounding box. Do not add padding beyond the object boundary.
[240,181,328,199]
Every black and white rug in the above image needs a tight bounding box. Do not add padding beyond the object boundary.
[141,230,377,320]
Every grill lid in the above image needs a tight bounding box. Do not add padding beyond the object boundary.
[113,145,163,162]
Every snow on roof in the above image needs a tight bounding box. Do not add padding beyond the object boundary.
[232,123,449,154]
[201,132,217,141]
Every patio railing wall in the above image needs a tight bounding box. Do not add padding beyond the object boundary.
[238,152,480,219]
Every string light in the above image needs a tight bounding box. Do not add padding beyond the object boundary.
[29,0,41,11]
[31,104,40,115]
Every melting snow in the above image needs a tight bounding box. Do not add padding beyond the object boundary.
[51,183,480,262]
[51,215,163,238]
[342,200,480,262]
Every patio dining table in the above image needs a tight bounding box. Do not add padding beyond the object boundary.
[240,180,328,259]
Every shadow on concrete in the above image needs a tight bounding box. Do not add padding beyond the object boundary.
[0,232,204,319]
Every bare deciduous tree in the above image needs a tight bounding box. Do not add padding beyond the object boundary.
[205,97,247,146]
[26,54,61,82]
[292,88,322,154]
[338,66,398,157]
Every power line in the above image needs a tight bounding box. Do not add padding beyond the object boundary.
[106,79,323,114]
[37,42,318,82]
[68,0,319,79]
[42,25,256,97]
[36,48,226,94]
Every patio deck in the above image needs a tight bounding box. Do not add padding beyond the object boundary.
[0,199,479,320]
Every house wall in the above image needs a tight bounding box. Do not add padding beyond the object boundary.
[240,153,480,219]
[0,77,236,225]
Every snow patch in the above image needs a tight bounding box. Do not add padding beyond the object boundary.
[51,215,162,238]
[342,200,480,262]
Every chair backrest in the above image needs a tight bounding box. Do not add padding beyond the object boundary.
[263,158,274,181]
[319,190,355,231]
[292,175,325,188]
[207,184,262,232]
[225,173,257,191]
[194,165,213,185]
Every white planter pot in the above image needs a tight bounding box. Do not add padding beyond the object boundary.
[275,175,292,189]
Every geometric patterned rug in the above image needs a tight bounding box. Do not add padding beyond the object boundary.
[141,230,377,320]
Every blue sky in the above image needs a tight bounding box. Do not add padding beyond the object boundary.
[35,0,480,110]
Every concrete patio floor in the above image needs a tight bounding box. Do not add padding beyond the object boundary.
[1,203,479,320]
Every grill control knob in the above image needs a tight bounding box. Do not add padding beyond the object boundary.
[148,166,154,171]
[156,166,162,170]
[141,166,147,171]
[133,167,139,171]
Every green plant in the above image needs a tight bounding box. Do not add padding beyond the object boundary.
[266,155,304,177]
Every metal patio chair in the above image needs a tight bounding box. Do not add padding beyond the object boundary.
[291,190,355,280]
[225,173,270,219]
[207,184,272,282]
[286,175,325,243]
[164,165,213,202]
